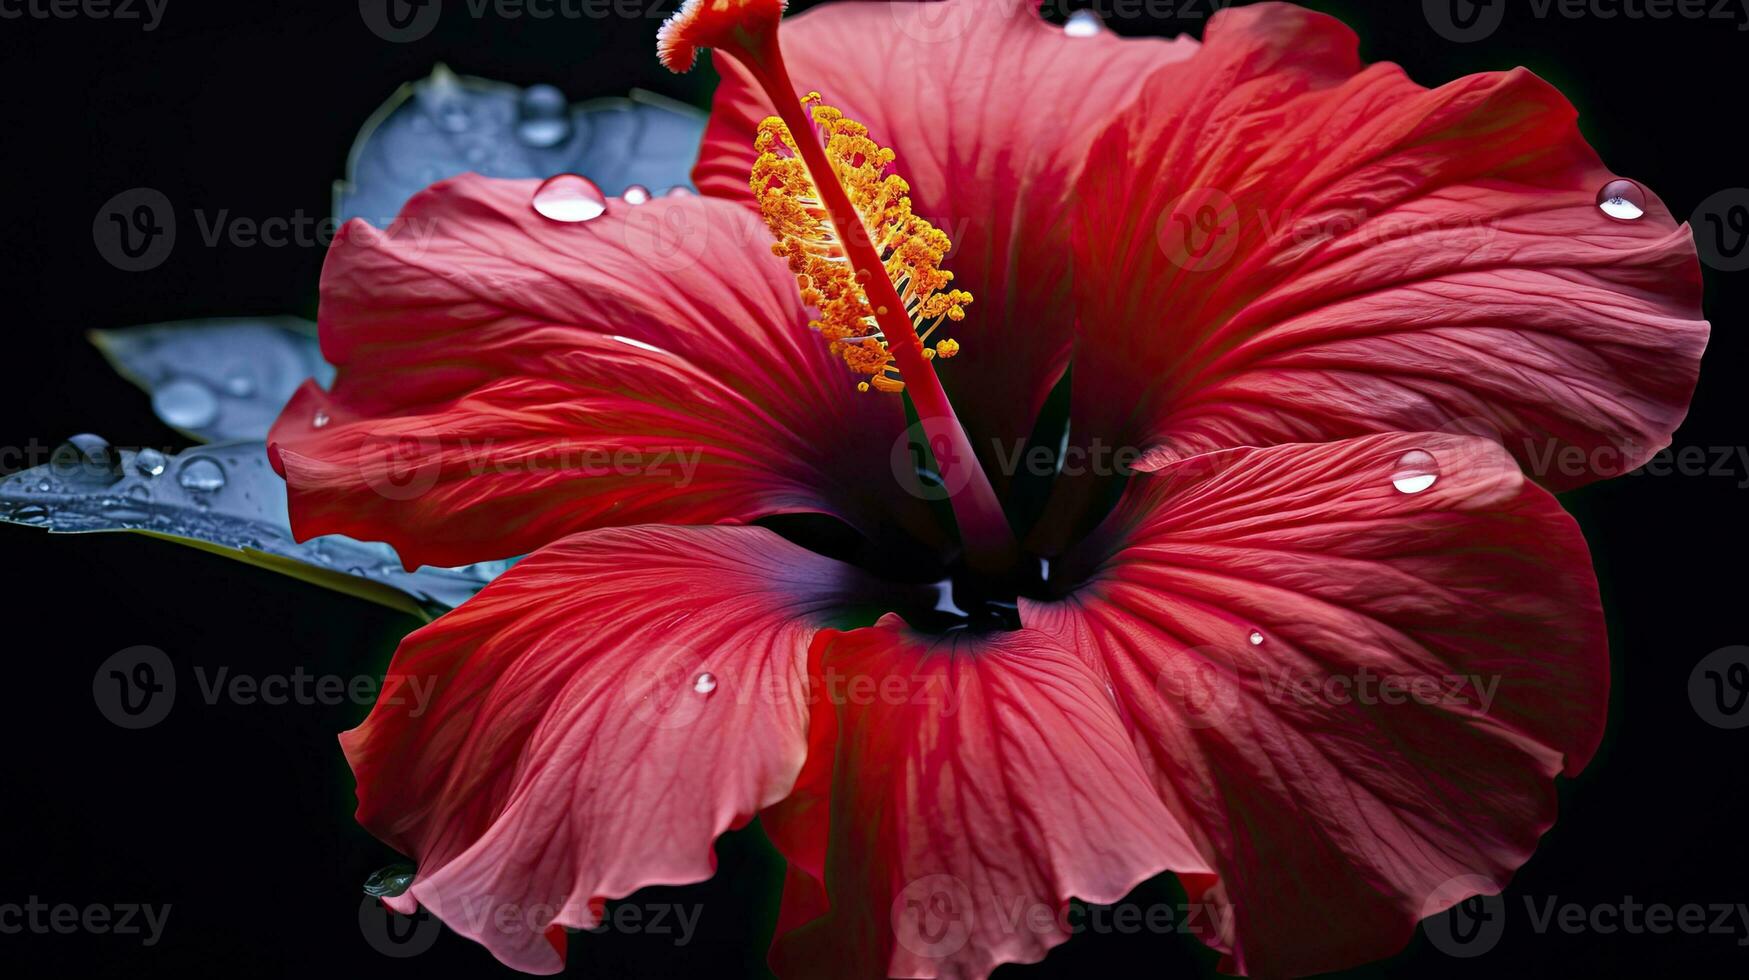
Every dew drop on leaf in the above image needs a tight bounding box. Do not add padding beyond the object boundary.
[177,457,227,493]
[153,377,219,430]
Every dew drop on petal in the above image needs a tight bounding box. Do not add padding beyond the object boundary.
[177,457,227,493]
[312,410,331,429]
[1390,449,1440,494]
[665,186,694,198]
[1596,179,1647,221]
[622,184,651,205]
[1248,630,1264,646]
[1064,9,1103,36]
[532,174,607,223]
[153,377,219,430]
[692,672,718,695]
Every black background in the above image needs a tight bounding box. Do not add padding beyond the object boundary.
[1,0,1745,976]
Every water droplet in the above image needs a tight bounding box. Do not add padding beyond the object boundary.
[1390,449,1440,494]
[1064,9,1103,36]
[532,174,607,223]
[224,373,256,397]
[100,498,152,521]
[1248,630,1264,646]
[312,410,331,429]
[153,377,219,430]
[127,484,152,501]
[50,434,122,486]
[665,186,694,197]
[622,184,651,205]
[363,864,417,898]
[435,100,471,133]
[519,83,565,116]
[1596,179,1646,221]
[178,457,227,493]
[692,672,718,695]
[516,84,572,148]
[7,504,49,523]
[135,448,167,477]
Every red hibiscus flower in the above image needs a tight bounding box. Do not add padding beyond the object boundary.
[269,0,1707,975]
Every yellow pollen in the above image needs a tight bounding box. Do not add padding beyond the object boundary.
[750,95,971,392]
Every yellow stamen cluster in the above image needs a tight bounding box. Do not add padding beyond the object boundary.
[751,93,971,392]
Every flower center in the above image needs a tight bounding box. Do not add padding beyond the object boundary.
[658,0,1020,584]
[752,94,970,393]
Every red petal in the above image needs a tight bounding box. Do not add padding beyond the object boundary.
[1030,431,1608,975]
[694,0,1197,478]
[341,524,882,974]
[768,615,1212,978]
[269,176,937,568]
[1070,4,1705,491]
